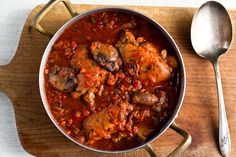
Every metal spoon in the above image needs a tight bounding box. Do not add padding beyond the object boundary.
[191,1,232,156]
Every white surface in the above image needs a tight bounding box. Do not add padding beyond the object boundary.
[0,0,235,156]
[0,93,34,157]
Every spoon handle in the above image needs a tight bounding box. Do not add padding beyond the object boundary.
[213,61,231,157]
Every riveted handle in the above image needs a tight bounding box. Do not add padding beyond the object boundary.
[144,122,192,157]
[31,0,78,38]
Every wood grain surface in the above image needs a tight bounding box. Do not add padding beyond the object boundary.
[0,4,236,157]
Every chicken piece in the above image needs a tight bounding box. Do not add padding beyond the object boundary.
[48,65,77,92]
[90,41,121,71]
[71,45,107,98]
[83,102,133,144]
[116,30,176,85]
[132,92,158,106]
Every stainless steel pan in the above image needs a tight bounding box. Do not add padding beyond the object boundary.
[32,0,192,156]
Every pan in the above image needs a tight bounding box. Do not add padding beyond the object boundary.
[32,0,192,156]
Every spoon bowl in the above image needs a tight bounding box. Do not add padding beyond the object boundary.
[191,1,232,61]
[191,1,232,157]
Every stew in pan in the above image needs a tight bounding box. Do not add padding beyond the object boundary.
[44,11,180,150]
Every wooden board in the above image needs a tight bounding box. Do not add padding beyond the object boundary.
[0,4,236,157]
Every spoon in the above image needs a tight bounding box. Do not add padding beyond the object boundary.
[191,1,232,156]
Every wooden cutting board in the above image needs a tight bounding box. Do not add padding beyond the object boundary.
[0,4,236,157]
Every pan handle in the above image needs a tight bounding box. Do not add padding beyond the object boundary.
[31,0,78,38]
[144,122,192,157]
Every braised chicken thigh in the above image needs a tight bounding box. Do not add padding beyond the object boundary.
[83,102,133,144]
[70,45,107,98]
[116,30,176,85]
